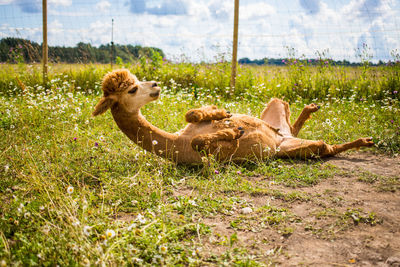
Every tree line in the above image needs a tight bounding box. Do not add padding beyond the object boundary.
[238,57,390,67]
[0,37,165,64]
[1,37,394,66]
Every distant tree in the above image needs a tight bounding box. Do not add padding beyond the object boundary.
[0,37,165,64]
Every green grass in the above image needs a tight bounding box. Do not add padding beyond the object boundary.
[0,62,399,265]
[1,58,400,102]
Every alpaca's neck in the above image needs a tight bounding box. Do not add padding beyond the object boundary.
[111,105,179,159]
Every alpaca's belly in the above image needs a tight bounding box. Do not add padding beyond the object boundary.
[233,130,282,160]
[179,114,271,136]
[177,114,283,162]
[178,120,224,137]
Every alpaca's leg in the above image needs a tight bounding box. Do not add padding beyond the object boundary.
[186,106,231,123]
[260,98,292,137]
[191,128,244,152]
[277,137,374,159]
[291,103,319,137]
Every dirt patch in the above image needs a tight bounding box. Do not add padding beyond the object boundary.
[324,151,400,178]
[200,152,400,266]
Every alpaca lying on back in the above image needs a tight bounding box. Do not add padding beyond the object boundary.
[92,69,374,164]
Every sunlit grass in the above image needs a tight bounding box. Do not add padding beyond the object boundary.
[0,61,399,265]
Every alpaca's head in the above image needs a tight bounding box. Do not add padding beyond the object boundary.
[92,69,161,116]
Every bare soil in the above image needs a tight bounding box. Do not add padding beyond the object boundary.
[200,152,400,266]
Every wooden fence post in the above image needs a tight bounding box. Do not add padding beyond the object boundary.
[230,0,239,95]
[42,0,48,85]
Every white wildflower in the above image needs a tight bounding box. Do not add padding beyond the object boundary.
[127,223,137,231]
[83,226,91,236]
[105,229,116,238]
[136,214,147,224]
[17,203,24,214]
[159,245,168,254]
[132,258,143,264]
[67,186,74,194]
[266,248,275,255]
[325,119,332,126]
[188,199,197,206]
[152,140,158,145]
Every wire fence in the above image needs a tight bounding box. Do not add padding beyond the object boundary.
[1,0,400,63]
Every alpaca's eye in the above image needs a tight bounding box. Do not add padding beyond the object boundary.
[128,87,138,94]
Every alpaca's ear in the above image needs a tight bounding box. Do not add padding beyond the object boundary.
[92,97,114,116]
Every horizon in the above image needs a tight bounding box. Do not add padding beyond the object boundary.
[2,36,396,65]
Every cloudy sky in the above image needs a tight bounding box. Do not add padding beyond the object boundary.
[0,0,399,62]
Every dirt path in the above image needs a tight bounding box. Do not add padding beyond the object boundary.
[200,152,400,266]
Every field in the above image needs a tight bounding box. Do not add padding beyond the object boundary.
[0,61,400,266]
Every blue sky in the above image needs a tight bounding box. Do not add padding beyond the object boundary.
[0,0,399,62]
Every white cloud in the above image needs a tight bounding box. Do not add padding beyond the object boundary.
[342,0,391,22]
[275,0,399,61]
[241,2,276,20]
[1,0,398,62]
[96,0,111,12]
[48,0,71,6]
[49,19,63,34]
[208,0,233,21]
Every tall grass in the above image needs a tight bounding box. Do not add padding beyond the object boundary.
[1,58,399,102]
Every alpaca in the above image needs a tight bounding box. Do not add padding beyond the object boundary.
[92,69,374,164]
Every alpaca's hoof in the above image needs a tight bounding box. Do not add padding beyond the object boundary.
[224,110,232,118]
[306,103,320,113]
[186,110,203,123]
[233,127,245,139]
[360,137,374,147]
[366,137,374,145]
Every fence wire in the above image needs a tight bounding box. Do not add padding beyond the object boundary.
[1,0,399,62]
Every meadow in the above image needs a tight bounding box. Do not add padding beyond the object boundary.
[0,59,399,266]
